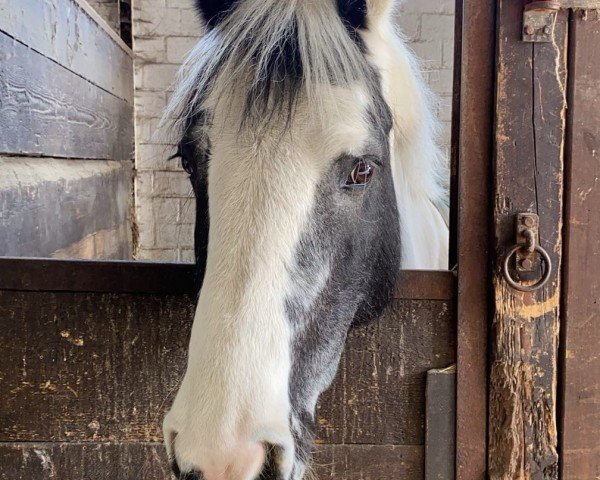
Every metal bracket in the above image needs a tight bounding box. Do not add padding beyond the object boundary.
[523,1,560,42]
[502,213,552,292]
[515,213,539,276]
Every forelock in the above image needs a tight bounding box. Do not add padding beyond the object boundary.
[165,0,386,143]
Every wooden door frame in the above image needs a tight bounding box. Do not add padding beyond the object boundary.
[452,1,497,479]
[455,2,600,480]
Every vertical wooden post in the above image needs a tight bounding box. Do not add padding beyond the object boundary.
[560,9,600,480]
[453,1,496,479]
[489,1,568,479]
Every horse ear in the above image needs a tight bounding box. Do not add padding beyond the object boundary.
[194,0,238,28]
[338,0,396,30]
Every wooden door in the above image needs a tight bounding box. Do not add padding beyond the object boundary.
[560,8,600,480]
[0,260,456,479]
[486,2,600,480]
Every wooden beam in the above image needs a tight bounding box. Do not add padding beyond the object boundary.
[489,1,567,478]
[0,33,134,160]
[453,0,496,478]
[0,0,133,102]
[0,290,454,447]
[560,9,600,479]
[0,158,132,258]
[0,443,424,480]
[0,257,454,300]
[560,0,600,8]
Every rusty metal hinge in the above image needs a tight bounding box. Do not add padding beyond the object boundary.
[523,1,561,42]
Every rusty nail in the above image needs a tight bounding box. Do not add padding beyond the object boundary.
[524,25,535,35]
[543,25,551,35]
[523,216,535,227]
[520,258,534,270]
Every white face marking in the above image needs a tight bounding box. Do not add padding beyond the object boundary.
[163,1,450,477]
[163,85,373,479]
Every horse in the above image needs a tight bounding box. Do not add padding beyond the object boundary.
[162,1,449,478]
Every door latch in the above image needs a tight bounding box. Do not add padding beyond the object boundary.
[502,213,552,292]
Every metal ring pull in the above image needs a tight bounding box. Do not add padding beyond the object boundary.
[503,243,552,292]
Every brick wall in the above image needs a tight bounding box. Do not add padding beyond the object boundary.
[131,0,455,262]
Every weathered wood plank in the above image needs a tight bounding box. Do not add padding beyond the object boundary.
[560,0,600,8]
[317,298,456,445]
[489,2,567,479]
[425,365,456,480]
[560,10,600,480]
[0,291,454,446]
[0,258,454,300]
[0,0,133,102]
[0,33,134,160]
[0,443,424,480]
[0,158,132,259]
[453,1,496,478]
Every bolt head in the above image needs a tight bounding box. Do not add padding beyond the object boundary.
[543,25,552,35]
[524,25,535,35]
[523,216,535,227]
[520,258,534,270]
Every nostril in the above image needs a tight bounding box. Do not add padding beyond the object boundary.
[259,443,283,480]
[171,459,204,480]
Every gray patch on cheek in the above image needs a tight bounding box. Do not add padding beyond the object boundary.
[283,94,401,474]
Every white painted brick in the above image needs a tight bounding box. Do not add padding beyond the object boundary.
[395,12,421,41]
[135,171,154,199]
[135,196,154,225]
[136,221,155,246]
[136,144,178,171]
[133,5,173,37]
[441,39,455,69]
[134,90,167,118]
[153,171,193,197]
[156,222,194,248]
[138,63,179,91]
[180,248,196,263]
[397,0,455,15]
[411,40,443,70]
[428,69,454,95]
[169,0,197,10]
[153,197,181,223]
[136,116,172,145]
[178,9,204,36]
[166,36,198,63]
[179,197,196,224]
[421,13,455,40]
[438,95,454,122]
[136,248,178,261]
[439,121,452,147]
[134,37,167,63]
[133,0,166,12]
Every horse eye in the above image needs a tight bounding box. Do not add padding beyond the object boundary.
[346,160,374,187]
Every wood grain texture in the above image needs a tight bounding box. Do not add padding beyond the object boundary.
[425,366,456,480]
[453,1,496,478]
[0,291,454,446]
[0,33,134,160]
[0,443,424,480]
[0,0,133,102]
[489,2,567,479]
[0,159,132,258]
[0,258,454,300]
[560,10,600,480]
[560,0,600,8]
